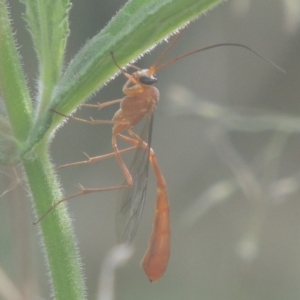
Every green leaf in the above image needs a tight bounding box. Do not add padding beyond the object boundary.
[52,0,223,114]
[0,0,33,148]
[25,0,223,154]
[20,0,71,114]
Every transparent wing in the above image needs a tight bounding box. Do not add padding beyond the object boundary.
[115,115,153,244]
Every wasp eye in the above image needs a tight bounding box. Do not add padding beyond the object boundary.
[139,75,157,85]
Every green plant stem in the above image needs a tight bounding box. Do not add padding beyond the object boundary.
[23,143,86,300]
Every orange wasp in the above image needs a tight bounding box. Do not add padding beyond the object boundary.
[36,28,283,281]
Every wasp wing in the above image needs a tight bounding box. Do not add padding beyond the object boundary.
[115,115,153,244]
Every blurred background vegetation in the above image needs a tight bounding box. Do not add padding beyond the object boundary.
[1,0,300,299]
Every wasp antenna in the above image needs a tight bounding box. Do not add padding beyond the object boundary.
[110,52,127,73]
[155,43,285,74]
[150,28,187,73]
